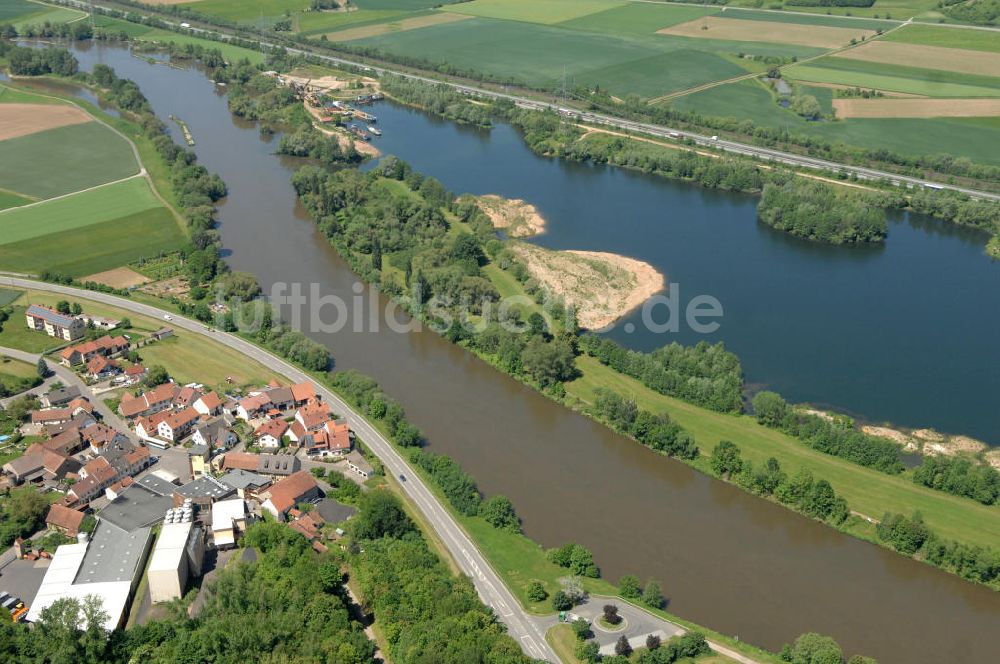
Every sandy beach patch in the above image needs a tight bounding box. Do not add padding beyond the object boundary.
[474,194,546,238]
[316,123,381,158]
[0,103,91,142]
[511,243,664,330]
[834,41,1000,77]
[657,17,874,49]
[862,425,917,452]
[82,267,151,289]
[326,12,471,42]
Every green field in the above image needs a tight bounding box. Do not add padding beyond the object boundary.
[351,17,815,97]
[447,0,626,25]
[0,289,22,307]
[0,306,64,354]
[0,121,140,199]
[353,0,459,9]
[92,15,157,38]
[179,0,310,23]
[566,355,1000,551]
[296,8,406,36]
[722,7,897,30]
[0,84,60,105]
[0,207,188,276]
[0,0,41,21]
[0,176,161,245]
[785,56,1000,97]
[732,0,945,20]
[882,23,1000,52]
[14,5,85,27]
[141,30,267,64]
[0,190,32,211]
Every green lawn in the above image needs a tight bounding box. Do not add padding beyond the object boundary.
[140,30,267,64]
[785,56,1000,97]
[566,355,1000,551]
[0,176,159,245]
[0,83,60,105]
[446,0,627,25]
[0,206,188,277]
[0,357,40,394]
[0,306,64,353]
[91,15,156,38]
[136,334,284,389]
[881,22,1000,52]
[0,121,140,199]
[14,5,85,28]
[0,289,22,307]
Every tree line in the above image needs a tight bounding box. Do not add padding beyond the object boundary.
[758,179,888,244]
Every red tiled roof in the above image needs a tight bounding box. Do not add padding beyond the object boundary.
[160,407,199,432]
[68,397,92,412]
[45,504,85,535]
[239,393,272,413]
[120,382,179,417]
[86,355,119,375]
[176,386,200,407]
[255,419,288,440]
[221,452,260,471]
[31,408,71,424]
[125,364,147,376]
[290,382,316,403]
[124,446,151,466]
[296,402,331,431]
[265,471,317,514]
[197,391,222,410]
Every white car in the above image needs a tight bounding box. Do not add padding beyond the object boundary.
[163,314,173,321]
[180,22,191,28]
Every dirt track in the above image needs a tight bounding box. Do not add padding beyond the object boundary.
[0,103,91,142]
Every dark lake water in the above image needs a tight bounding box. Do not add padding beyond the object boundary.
[40,41,1000,664]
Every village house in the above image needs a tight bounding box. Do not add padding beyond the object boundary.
[235,393,271,421]
[294,401,332,432]
[210,497,247,549]
[290,382,317,408]
[78,314,119,331]
[192,392,222,417]
[85,356,121,381]
[41,385,80,408]
[45,504,86,537]
[156,407,201,442]
[218,452,300,477]
[105,476,134,500]
[25,304,84,341]
[2,447,79,485]
[287,509,325,542]
[190,418,236,450]
[254,419,288,449]
[81,423,130,455]
[305,420,351,457]
[261,471,320,520]
[218,469,271,499]
[59,335,129,366]
[119,383,180,419]
[120,364,147,386]
[40,429,88,457]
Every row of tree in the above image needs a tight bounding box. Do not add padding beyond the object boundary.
[592,388,699,460]
[331,369,424,447]
[580,335,744,413]
[752,391,904,474]
[0,41,77,76]
[912,455,1000,505]
[758,179,888,244]
[876,511,1000,585]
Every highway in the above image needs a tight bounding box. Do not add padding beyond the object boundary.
[0,276,558,662]
[66,0,1000,203]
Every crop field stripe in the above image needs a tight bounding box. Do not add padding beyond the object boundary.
[13,5,86,28]
[0,176,160,245]
[832,97,1000,118]
[556,3,720,36]
[0,0,42,22]
[326,12,472,42]
[0,121,140,199]
[175,0,311,21]
[445,0,627,25]
[881,23,1000,53]
[658,16,877,49]
[0,190,34,211]
[0,207,187,277]
[0,103,92,141]
[716,7,896,30]
[353,0,463,9]
[297,9,409,36]
[836,40,1000,77]
[785,58,1000,97]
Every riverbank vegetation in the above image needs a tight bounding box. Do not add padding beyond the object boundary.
[757,179,888,244]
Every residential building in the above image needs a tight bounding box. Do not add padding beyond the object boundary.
[118,383,180,419]
[85,355,121,381]
[2,448,78,485]
[290,382,317,408]
[235,393,271,421]
[41,385,81,408]
[45,504,86,537]
[305,420,351,457]
[121,364,147,386]
[25,304,84,341]
[217,469,271,499]
[58,335,129,366]
[192,392,222,417]
[294,401,332,432]
[156,407,200,442]
[254,419,288,449]
[190,418,236,450]
[174,476,234,507]
[261,471,320,520]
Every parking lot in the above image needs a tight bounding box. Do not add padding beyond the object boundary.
[0,558,49,613]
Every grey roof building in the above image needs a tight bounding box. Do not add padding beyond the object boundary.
[98,485,174,532]
[42,385,81,407]
[176,476,235,502]
[219,469,271,492]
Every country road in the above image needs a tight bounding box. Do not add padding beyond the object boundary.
[1,277,766,664]
[0,276,557,662]
[60,0,1000,203]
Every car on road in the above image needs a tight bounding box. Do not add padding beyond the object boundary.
[399,474,406,482]
[163,314,173,321]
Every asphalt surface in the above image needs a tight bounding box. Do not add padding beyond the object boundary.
[0,277,557,662]
[65,0,1000,203]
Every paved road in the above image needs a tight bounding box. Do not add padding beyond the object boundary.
[65,0,1000,203]
[0,345,136,440]
[1,278,765,663]
[0,277,557,661]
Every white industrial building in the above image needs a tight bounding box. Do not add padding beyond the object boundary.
[147,505,205,604]
[210,497,247,549]
[28,522,153,630]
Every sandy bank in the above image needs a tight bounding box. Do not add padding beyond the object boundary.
[474,194,546,238]
[511,243,664,330]
[862,425,989,458]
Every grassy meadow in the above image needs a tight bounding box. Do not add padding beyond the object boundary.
[784,57,1000,97]
[883,22,1000,52]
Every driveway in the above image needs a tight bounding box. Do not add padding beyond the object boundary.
[0,558,50,608]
